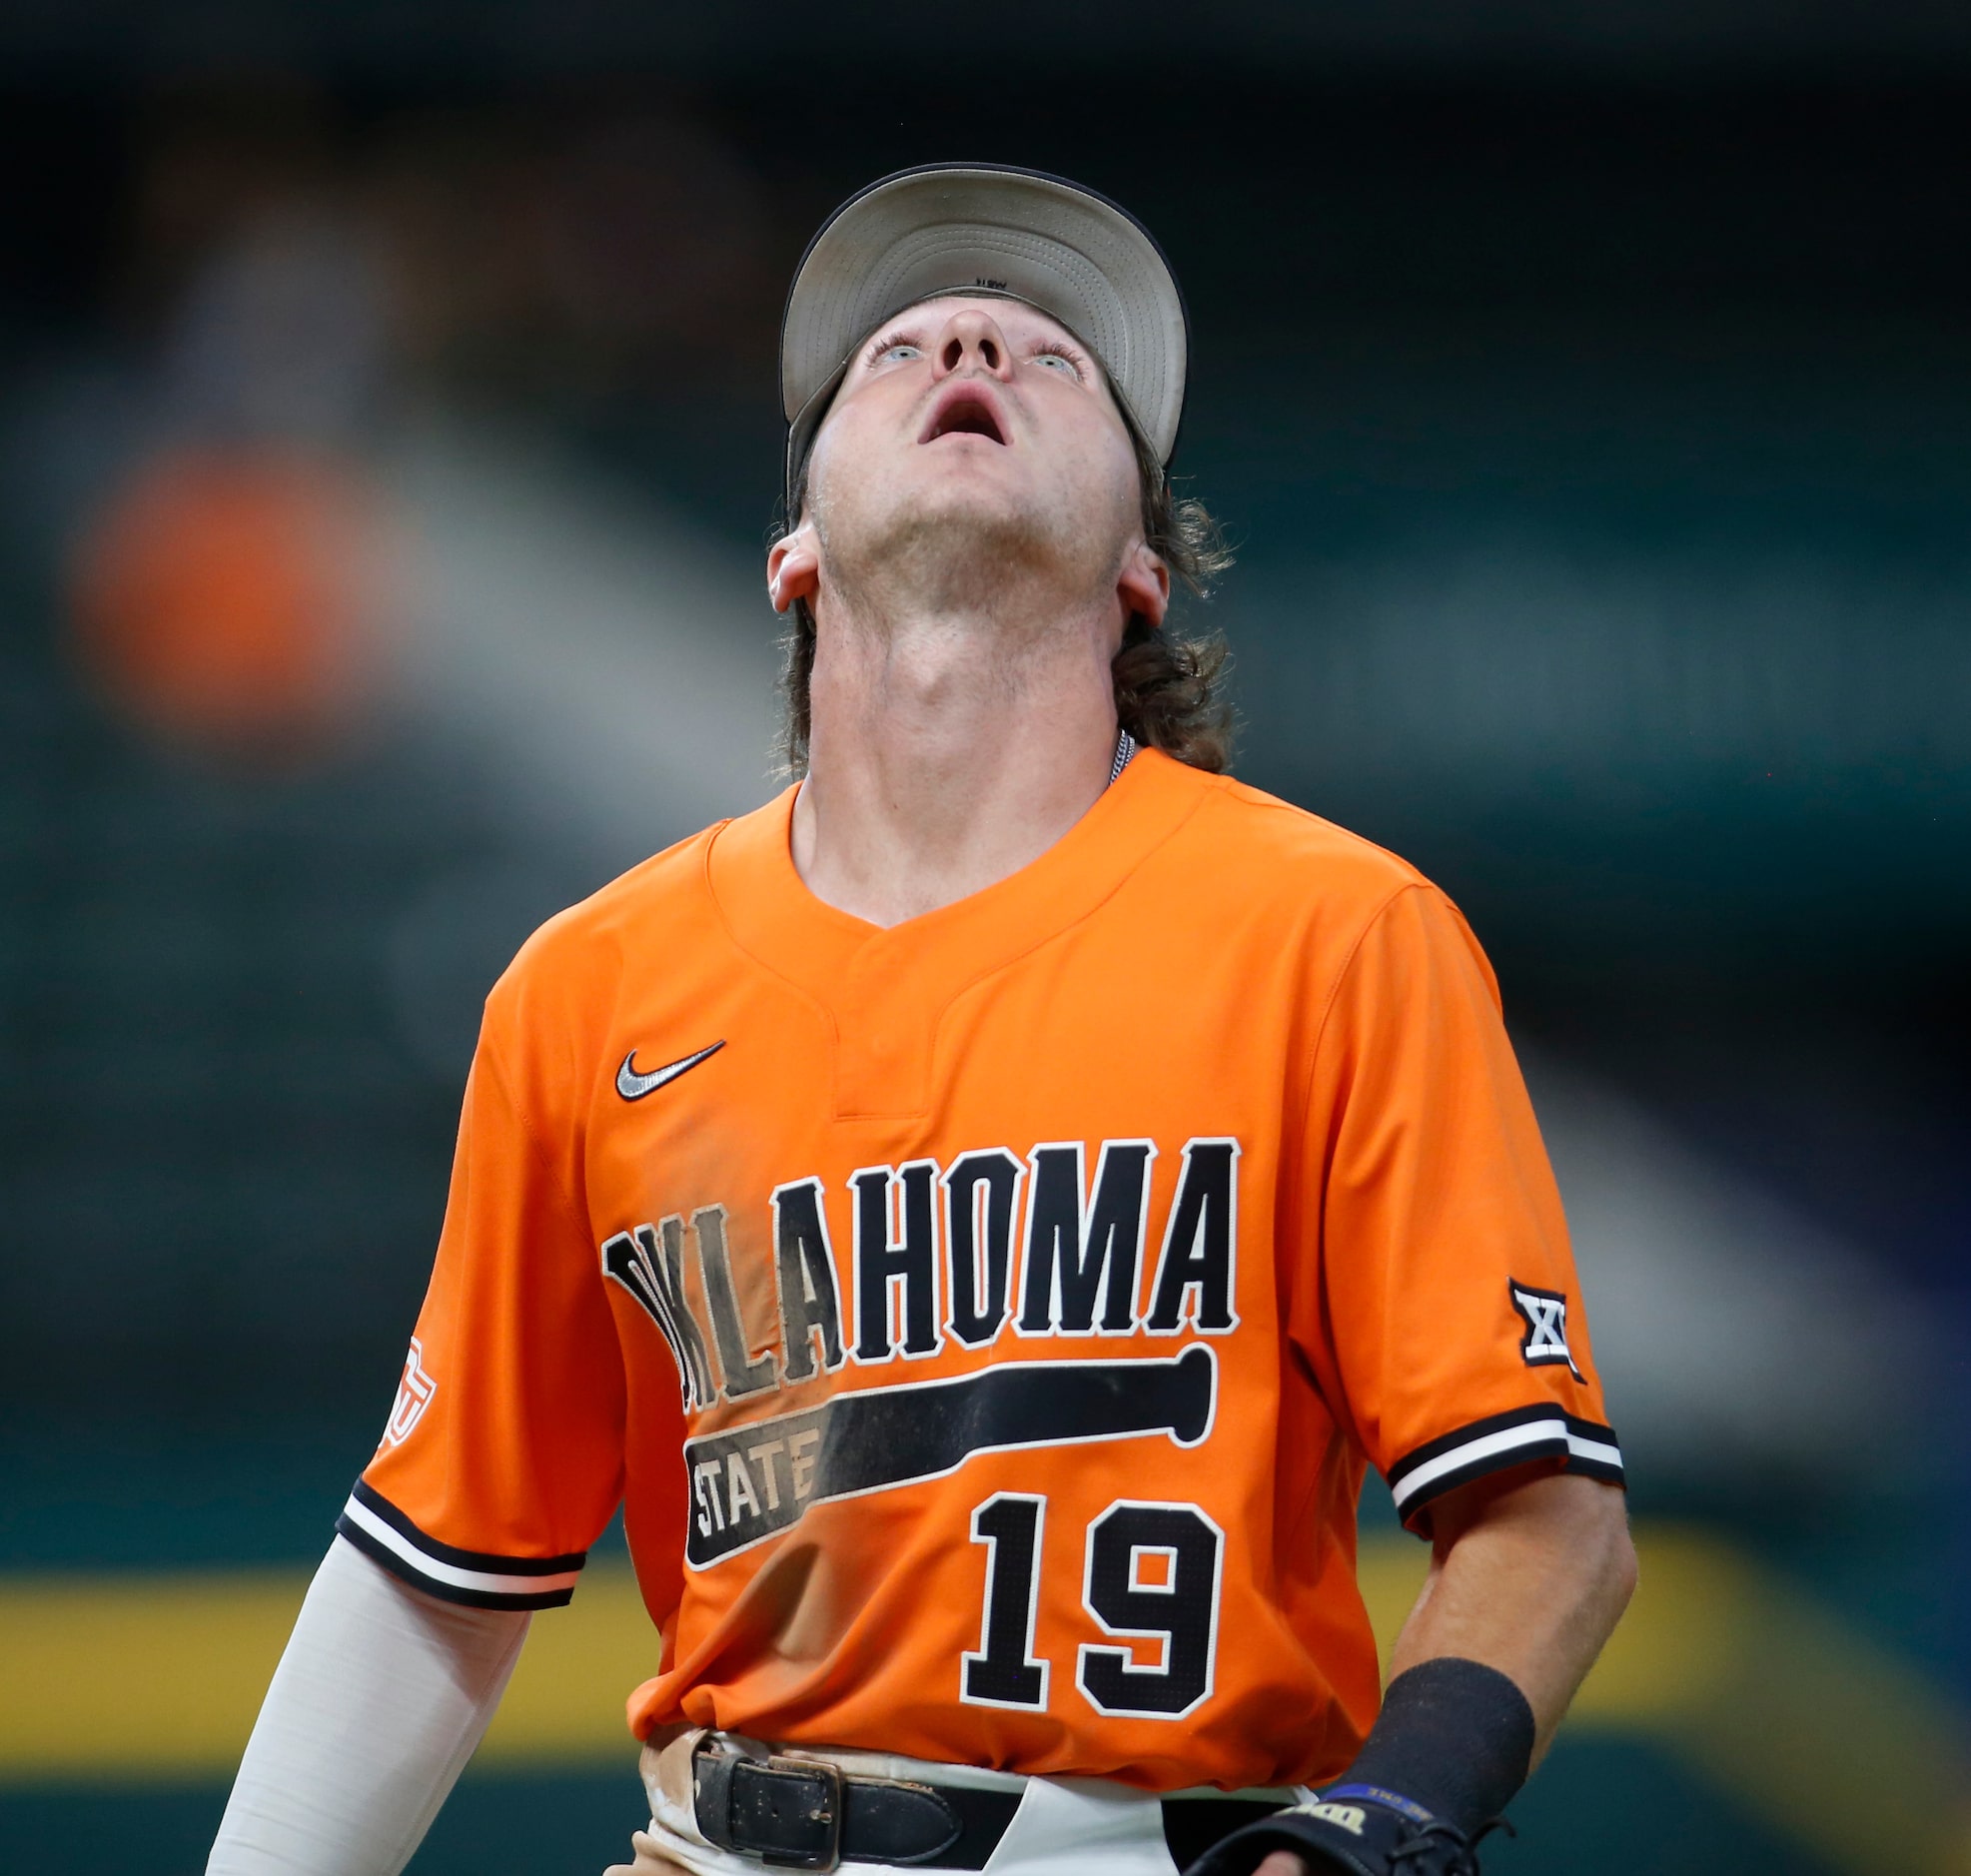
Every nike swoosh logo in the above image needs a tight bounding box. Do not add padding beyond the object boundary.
[616,1041,724,1101]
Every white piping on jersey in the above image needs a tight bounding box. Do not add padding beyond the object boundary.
[338,1492,585,1598]
[1388,1418,1622,1511]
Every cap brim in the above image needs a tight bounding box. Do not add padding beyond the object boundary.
[780,164,1188,511]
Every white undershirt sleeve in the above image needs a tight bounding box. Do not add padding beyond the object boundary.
[208,1533,530,1876]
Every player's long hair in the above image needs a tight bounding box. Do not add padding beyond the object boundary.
[775,413,1235,777]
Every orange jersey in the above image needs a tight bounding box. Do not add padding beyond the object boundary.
[342,749,1620,1793]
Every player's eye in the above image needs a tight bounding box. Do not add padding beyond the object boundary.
[865,333,923,368]
[1030,345,1085,381]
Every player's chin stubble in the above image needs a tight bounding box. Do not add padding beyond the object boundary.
[814,463,1116,639]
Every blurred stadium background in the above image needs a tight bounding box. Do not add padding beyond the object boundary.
[1,4,1967,1872]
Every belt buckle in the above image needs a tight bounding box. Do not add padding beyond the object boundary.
[754,1755,844,1872]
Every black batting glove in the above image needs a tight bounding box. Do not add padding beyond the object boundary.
[1181,1785,1510,1876]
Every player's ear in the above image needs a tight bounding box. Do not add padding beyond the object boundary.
[1116,540,1170,632]
[766,522,820,615]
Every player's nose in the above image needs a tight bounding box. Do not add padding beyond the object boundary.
[931,308,1015,383]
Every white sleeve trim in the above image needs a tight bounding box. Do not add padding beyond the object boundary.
[334,1478,587,1609]
[340,1492,584,1601]
[1387,1405,1624,1517]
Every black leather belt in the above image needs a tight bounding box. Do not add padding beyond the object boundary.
[690,1738,1285,1873]
[692,1741,1020,1870]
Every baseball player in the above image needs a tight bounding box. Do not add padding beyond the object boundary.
[209,165,1634,1876]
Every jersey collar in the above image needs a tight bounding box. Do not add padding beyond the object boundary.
[702,747,1212,1118]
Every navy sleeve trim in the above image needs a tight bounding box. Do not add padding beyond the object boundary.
[336,1478,586,1611]
[1386,1405,1623,1522]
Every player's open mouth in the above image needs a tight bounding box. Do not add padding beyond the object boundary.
[920,385,1008,446]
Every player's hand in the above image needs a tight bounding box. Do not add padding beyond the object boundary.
[1183,1799,1498,1876]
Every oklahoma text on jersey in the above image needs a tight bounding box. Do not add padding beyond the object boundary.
[341,750,1623,1793]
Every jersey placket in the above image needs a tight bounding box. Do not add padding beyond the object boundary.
[833,933,940,1121]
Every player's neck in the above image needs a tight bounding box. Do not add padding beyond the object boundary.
[792,596,1121,929]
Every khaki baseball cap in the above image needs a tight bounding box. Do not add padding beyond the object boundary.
[779,163,1189,514]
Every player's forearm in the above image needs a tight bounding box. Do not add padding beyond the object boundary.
[208,1535,529,1876]
[1388,1470,1636,1761]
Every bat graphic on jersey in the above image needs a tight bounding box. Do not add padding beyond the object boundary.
[670,1342,1216,1566]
